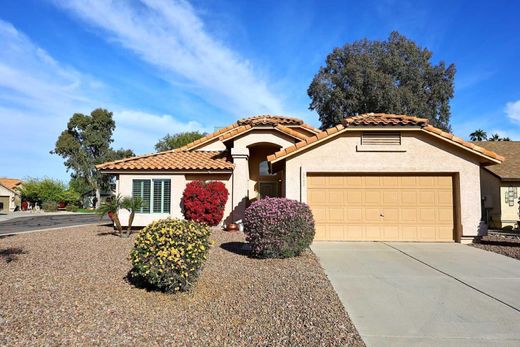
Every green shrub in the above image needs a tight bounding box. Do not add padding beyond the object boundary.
[65,205,79,212]
[243,197,315,258]
[130,218,211,292]
[42,201,58,212]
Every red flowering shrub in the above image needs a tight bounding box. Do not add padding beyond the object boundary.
[182,181,229,226]
[243,197,315,258]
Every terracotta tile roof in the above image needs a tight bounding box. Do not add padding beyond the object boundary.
[176,123,240,151]
[218,125,252,141]
[423,125,504,162]
[343,113,429,127]
[299,123,322,134]
[218,123,309,142]
[473,141,520,180]
[0,178,22,191]
[237,115,304,126]
[268,114,504,164]
[176,115,315,151]
[274,124,310,140]
[96,151,234,171]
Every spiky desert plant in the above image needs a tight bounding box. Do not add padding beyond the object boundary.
[122,196,144,237]
[97,194,124,236]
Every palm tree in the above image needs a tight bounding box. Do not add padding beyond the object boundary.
[122,197,144,237]
[97,194,124,236]
[489,133,501,141]
[469,129,488,141]
[501,137,511,141]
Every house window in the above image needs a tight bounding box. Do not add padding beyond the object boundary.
[132,179,171,213]
[259,160,275,176]
[153,180,171,213]
[505,187,518,207]
[362,132,401,145]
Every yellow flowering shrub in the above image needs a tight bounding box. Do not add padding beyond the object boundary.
[130,218,211,292]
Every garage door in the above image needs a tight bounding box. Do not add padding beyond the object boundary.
[307,174,454,241]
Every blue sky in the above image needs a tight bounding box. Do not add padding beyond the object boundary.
[1,0,520,182]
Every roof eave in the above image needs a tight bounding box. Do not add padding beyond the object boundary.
[97,169,234,175]
[421,129,503,165]
[268,126,504,165]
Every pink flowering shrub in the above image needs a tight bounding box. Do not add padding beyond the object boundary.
[243,197,315,258]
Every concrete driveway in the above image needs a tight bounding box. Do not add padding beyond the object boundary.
[312,242,520,346]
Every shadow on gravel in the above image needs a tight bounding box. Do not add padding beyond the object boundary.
[220,241,252,257]
[124,270,180,294]
[125,270,155,292]
[0,247,27,263]
[0,235,14,240]
[96,231,120,237]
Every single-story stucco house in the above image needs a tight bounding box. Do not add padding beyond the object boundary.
[97,113,504,243]
[474,141,520,230]
[0,178,22,213]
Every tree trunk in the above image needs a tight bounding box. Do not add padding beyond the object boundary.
[112,213,123,236]
[127,211,135,237]
[95,188,101,209]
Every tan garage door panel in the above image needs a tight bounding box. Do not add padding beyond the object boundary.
[307,175,454,241]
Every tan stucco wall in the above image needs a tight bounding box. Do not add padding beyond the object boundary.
[480,168,520,229]
[117,173,232,227]
[499,183,520,228]
[195,138,227,151]
[284,131,484,238]
[196,129,296,153]
[233,129,296,149]
[480,169,502,228]
[0,185,17,213]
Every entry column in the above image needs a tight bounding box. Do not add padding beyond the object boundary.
[231,147,250,222]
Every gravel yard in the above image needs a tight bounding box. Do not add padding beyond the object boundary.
[0,225,363,346]
[470,234,520,261]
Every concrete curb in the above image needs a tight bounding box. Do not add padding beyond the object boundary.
[0,222,105,237]
[0,212,96,222]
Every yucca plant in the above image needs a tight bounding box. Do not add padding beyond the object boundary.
[97,194,124,236]
[122,196,144,237]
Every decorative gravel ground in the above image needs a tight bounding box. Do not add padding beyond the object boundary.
[0,226,363,346]
[470,234,520,261]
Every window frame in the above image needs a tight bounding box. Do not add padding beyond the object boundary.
[132,178,171,214]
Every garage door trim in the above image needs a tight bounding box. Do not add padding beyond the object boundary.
[305,172,461,242]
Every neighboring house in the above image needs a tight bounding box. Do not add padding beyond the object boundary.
[473,141,520,230]
[81,188,114,208]
[0,178,22,213]
[97,113,503,243]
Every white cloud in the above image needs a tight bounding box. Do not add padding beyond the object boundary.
[505,100,520,123]
[112,109,213,154]
[56,0,285,117]
[0,20,96,113]
[0,20,211,180]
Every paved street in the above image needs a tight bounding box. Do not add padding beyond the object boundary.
[312,242,520,346]
[0,214,110,235]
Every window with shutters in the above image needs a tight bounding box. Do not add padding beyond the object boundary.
[362,132,401,145]
[132,179,171,213]
[153,179,171,213]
